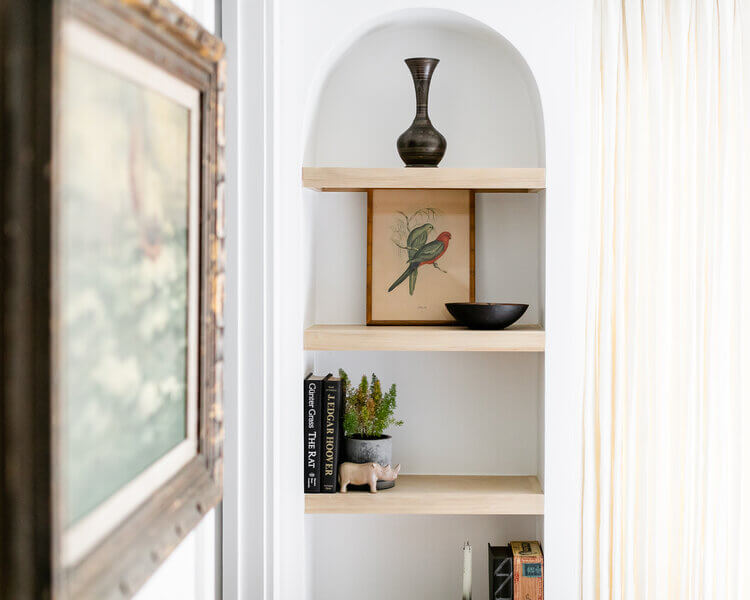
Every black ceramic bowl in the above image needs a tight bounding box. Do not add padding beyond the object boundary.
[445,302,529,330]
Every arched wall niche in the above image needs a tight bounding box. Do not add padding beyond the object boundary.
[301,11,548,600]
[303,8,545,168]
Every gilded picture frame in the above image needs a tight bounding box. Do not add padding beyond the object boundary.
[1,1,224,598]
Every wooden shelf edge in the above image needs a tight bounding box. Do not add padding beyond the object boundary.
[304,475,544,515]
[304,324,545,352]
[302,167,546,192]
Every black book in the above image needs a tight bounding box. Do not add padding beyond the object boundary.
[488,544,513,600]
[303,373,330,493]
[321,376,344,493]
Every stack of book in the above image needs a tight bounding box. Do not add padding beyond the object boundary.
[488,541,544,600]
[303,373,344,493]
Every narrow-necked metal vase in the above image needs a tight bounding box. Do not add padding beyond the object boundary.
[397,57,446,167]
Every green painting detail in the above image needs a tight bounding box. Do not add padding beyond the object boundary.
[388,209,452,295]
[60,55,190,525]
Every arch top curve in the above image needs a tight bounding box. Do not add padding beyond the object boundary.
[303,7,545,169]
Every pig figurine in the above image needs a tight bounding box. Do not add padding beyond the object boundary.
[338,462,401,493]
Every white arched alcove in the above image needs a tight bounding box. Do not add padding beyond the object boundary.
[303,10,547,600]
[304,9,544,168]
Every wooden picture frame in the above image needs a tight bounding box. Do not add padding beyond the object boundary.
[1,1,224,598]
[367,189,476,325]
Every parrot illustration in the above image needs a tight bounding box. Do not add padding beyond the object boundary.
[404,223,434,294]
[405,223,434,255]
[388,231,452,294]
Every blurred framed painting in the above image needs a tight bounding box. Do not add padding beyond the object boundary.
[367,189,475,324]
[49,1,223,597]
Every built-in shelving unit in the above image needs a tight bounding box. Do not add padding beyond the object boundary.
[302,167,546,193]
[302,162,547,536]
[300,16,551,597]
[305,475,544,515]
[304,167,546,520]
[304,324,545,352]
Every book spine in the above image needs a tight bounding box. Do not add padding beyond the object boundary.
[513,557,543,600]
[321,379,342,493]
[303,377,321,493]
[488,545,513,600]
[511,543,543,600]
[512,556,522,600]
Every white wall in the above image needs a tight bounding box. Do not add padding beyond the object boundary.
[308,515,537,600]
[275,2,581,599]
[315,352,542,476]
[221,0,272,597]
[134,1,217,598]
[306,18,544,168]
[224,1,585,598]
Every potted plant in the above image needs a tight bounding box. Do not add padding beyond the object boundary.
[339,369,403,489]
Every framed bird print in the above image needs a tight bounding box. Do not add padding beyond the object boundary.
[367,189,475,324]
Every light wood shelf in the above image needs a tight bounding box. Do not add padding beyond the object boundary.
[304,324,544,352]
[302,167,545,192]
[305,475,544,515]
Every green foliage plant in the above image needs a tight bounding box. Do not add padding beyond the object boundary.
[339,369,403,439]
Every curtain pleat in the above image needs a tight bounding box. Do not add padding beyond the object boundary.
[578,1,749,598]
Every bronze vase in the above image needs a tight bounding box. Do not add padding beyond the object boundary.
[397,57,447,167]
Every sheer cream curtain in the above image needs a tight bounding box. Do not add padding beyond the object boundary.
[577,1,750,598]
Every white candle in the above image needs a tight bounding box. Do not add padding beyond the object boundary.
[462,540,472,600]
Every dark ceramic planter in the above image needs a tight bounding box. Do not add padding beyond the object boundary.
[397,58,446,167]
[344,434,395,490]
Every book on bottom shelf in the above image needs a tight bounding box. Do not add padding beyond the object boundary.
[488,544,513,600]
[510,541,543,600]
[321,376,344,493]
[303,373,330,493]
